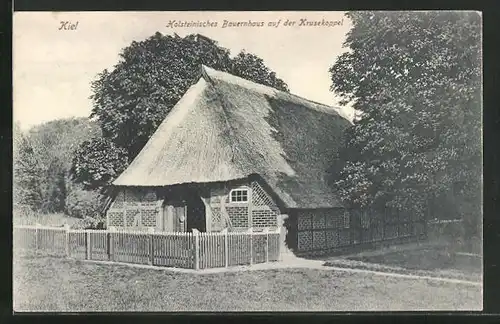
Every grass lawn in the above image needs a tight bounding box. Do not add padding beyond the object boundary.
[348,247,482,274]
[322,242,482,284]
[13,212,81,227]
[13,252,482,312]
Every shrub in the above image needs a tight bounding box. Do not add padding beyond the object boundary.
[71,216,106,230]
[65,185,104,219]
[13,205,38,225]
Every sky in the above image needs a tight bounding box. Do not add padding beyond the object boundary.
[13,11,354,130]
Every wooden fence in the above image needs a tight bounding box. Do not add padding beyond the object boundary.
[13,225,282,270]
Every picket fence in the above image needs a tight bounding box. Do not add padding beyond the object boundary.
[13,225,282,270]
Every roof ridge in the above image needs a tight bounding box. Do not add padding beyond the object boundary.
[200,64,347,119]
[200,64,213,84]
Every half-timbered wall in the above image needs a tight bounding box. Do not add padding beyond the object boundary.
[106,180,281,232]
[295,208,427,254]
[206,180,281,232]
[106,188,162,230]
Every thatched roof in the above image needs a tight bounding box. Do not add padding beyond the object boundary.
[113,65,352,208]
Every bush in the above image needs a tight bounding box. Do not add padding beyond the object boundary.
[65,186,104,219]
[13,205,38,225]
[71,216,106,230]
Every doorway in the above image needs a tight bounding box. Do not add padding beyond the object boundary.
[161,188,206,233]
[162,201,187,232]
[187,194,206,232]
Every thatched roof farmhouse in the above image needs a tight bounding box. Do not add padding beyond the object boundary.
[113,65,349,208]
[105,65,425,255]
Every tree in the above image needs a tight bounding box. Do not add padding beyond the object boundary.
[13,118,100,213]
[230,51,289,92]
[14,128,44,210]
[74,32,289,188]
[65,181,105,219]
[13,122,29,207]
[71,137,128,189]
[329,12,481,236]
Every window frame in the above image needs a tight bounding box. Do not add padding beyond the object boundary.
[343,210,350,229]
[229,187,250,203]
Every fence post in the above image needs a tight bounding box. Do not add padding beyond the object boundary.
[64,224,70,257]
[85,230,91,260]
[148,227,155,265]
[108,226,116,261]
[248,227,253,265]
[264,227,269,263]
[222,228,228,268]
[34,223,40,252]
[193,229,200,270]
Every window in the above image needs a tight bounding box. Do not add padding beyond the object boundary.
[230,188,249,203]
[343,210,350,229]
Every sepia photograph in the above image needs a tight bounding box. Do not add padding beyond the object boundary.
[12,11,482,312]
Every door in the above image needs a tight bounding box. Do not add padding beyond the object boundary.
[187,195,206,232]
[277,214,290,255]
[162,205,174,232]
[174,205,187,232]
[162,203,187,232]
